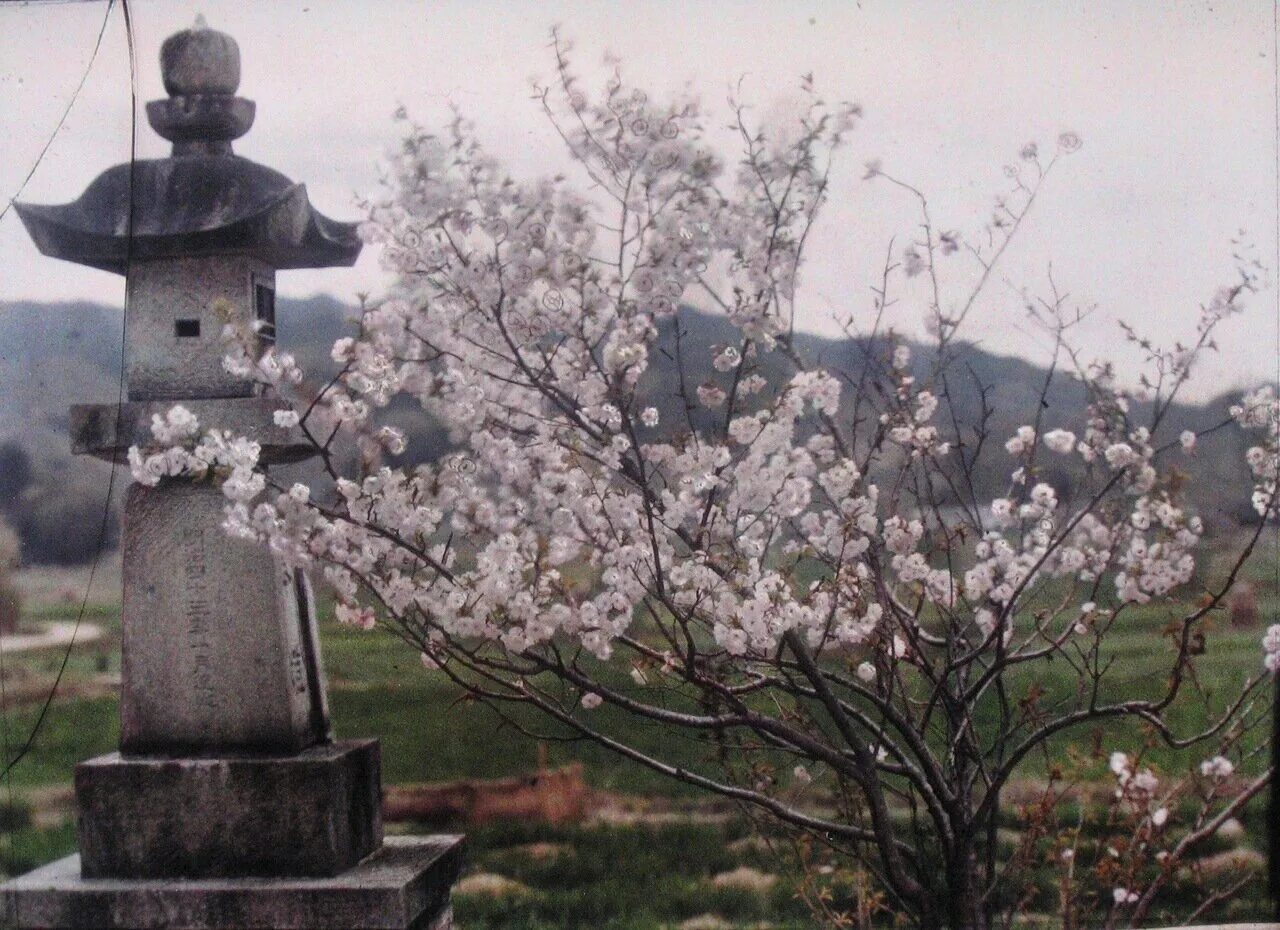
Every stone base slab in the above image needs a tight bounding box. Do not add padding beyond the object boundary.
[70,397,314,465]
[76,740,382,879]
[0,835,463,930]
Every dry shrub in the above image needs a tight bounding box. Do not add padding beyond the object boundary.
[1228,582,1259,628]
[0,518,20,633]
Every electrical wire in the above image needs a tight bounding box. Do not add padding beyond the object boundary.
[0,0,115,224]
[0,0,118,866]
[0,0,134,785]
[1271,1,1280,917]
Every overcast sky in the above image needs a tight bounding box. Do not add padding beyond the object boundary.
[1,0,1276,400]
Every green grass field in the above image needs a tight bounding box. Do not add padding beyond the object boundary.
[0,556,1273,927]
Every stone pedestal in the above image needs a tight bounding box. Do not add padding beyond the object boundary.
[0,836,464,930]
[76,741,382,879]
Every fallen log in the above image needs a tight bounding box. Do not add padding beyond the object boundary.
[383,762,588,826]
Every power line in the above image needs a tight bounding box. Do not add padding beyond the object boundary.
[0,0,134,785]
[1261,0,1280,918]
[8,1,112,7]
[0,0,118,858]
[0,0,115,224]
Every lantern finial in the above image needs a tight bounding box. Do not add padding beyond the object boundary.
[150,17,252,153]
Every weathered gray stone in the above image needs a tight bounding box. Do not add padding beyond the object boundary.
[160,20,241,96]
[124,255,273,400]
[0,835,464,930]
[147,96,256,155]
[14,15,360,270]
[3,22,463,930]
[76,740,382,879]
[148,19,254,157]
[70,397,314,464]
[15,159,362,273]
[121,482,330,753]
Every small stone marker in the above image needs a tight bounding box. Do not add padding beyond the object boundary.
[4,17,462,929]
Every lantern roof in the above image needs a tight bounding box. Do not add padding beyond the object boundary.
[14,16,361,275]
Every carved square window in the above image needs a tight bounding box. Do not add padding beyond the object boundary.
[255,283,276,343]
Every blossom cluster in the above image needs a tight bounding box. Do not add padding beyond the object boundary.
[127,405,263,502]
[1231,385,1280,518]
[119,53,1278,701]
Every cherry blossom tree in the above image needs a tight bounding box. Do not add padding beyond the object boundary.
[131,34,1279,929]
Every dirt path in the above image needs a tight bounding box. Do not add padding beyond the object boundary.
[0,621,103,655]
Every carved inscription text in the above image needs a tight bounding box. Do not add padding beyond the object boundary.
[182,525,220,715]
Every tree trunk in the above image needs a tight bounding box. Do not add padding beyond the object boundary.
[944,842,989,930]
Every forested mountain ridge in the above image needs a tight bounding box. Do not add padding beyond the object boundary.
[0,296,1261,563]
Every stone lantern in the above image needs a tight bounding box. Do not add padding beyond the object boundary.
[2,19,462,930]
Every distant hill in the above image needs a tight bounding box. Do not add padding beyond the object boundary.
[0,295,362,563]
[0,296,1261,563]
[635,308,1258,529]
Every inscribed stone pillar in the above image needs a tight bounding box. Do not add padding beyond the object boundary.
[120,482,329,752]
